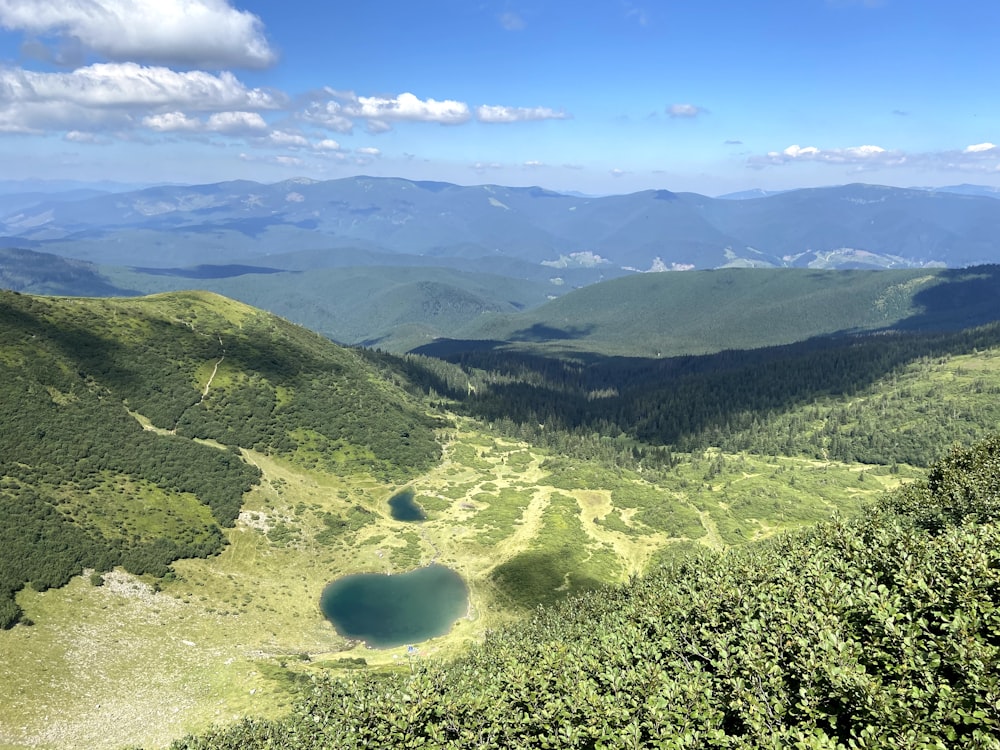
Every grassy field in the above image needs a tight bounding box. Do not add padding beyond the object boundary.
[0,417,922,750]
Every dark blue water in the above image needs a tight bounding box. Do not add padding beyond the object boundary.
[320,565,468,648]
[388,489,426,522]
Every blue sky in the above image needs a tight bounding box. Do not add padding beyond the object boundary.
[0,0,998,195]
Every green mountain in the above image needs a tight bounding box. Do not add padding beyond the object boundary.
[425,265,1000,358]
[106,262,563,351]
[0,290,442,628]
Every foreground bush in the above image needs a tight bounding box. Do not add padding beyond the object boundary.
[174,438,1000,749]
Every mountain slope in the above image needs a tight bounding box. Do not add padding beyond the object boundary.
[430,265,1000,358]
[0,290,443,627]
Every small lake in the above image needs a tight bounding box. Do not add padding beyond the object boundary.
[320,565,468,648]
[388,488,426,522]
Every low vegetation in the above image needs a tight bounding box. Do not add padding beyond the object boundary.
[171,435,1000,749]
[0,290,441,628]
[3,286,1000,749]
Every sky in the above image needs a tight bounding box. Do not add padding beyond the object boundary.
[1,0,999,196]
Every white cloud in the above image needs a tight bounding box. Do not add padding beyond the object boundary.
[0,63,281,134]
[142,109,266,134]
[749,141,1000,174]
[301,92,470,131]
[476,105,569,123]
[313,138,341,151]
[752,143,898,166]
[356,146,380,156]
[273,155,303,166]
[354,92,470,124]
[610,168,627,177]
[0,0,276,69]
[267,130,309,148]
[205,111,267,133]
[301,100,355,133]
[667,103,706,118]
[143,111,200,132]
[302,89,569,136]
[1,63,280,110]
[523,160,544,168]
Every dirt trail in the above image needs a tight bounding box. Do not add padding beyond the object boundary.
[199,335,226,403]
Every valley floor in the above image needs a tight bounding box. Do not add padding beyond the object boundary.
[0,419,919,750]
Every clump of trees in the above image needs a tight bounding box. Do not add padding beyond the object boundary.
[172,435,1000,748]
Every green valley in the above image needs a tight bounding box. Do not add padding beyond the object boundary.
[0,284,999,749]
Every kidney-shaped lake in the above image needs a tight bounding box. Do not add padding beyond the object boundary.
[320,565,468,648]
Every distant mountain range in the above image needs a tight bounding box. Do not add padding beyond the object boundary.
[4,177,1000,350]
[5,177,1000,272]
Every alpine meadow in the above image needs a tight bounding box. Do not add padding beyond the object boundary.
[4,0,1000,747]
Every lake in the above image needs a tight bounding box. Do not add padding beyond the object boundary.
[388,488,426,522]
[320,564,468,648]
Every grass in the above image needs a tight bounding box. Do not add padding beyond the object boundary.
[0,418,922,750]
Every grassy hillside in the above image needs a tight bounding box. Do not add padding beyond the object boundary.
[440,265,1000,358]
[4,288,1000,748]
[0,290,442,628]
[170,435,1000,749]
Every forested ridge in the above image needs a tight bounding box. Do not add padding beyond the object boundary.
[173,434,1000,749]
[0,290,443,628]
[385,322,1000,473]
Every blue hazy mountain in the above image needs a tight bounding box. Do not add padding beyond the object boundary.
[5,177,1000,272]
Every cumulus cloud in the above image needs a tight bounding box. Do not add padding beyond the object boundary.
[205,111,267,133]
[143,111,199,132]
[353,92,470,124]
[0,63,280,134]
[667,103,706,118]
[1,63,280,110]
[356,146,380,156]
[313,138,341,151]
[0,0,276,69]
[964,142,997,154]
[267,130,309,147]
[476,105,569,123]
[142,109,266,135]
[301,100,355,133]
[303,89,568,134]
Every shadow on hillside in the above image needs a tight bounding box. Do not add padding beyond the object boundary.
[0,293,139,391]
[891,265,1000,332]
[130,264,286,279]
[404,265,1000,463]
[509,323,595,342]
